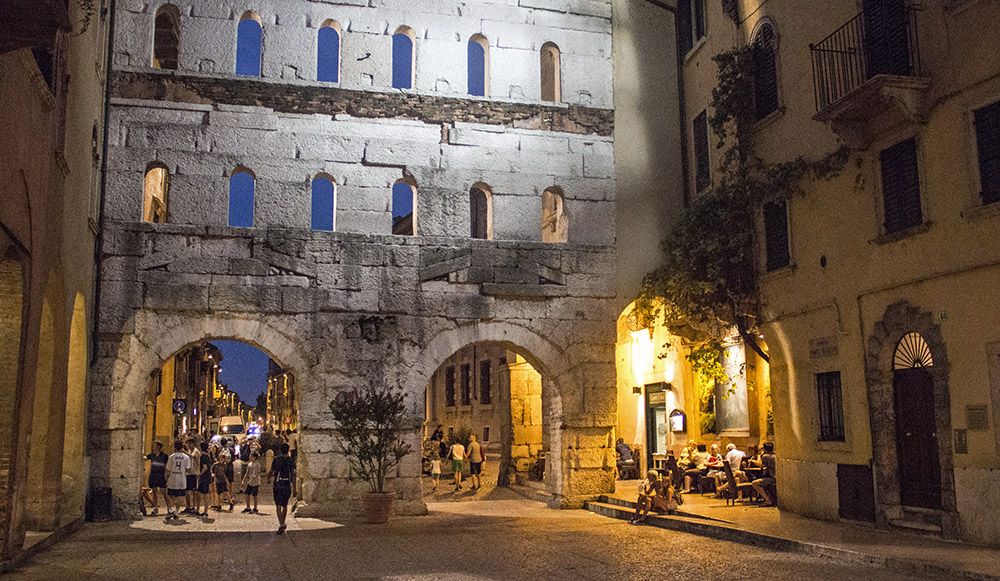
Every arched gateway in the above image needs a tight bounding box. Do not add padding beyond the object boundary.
[90,223,618,518]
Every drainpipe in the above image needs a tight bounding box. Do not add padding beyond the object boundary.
[90,0,116,365]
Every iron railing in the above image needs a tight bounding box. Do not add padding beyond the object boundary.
[810,5,921,112]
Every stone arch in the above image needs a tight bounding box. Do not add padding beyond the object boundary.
[864,300,958,535]
[541,186,568,243]
[317,19,342,83]
[152,4,180,70]
[469,182,492,240]
[142,162,169,224]
[402,321,571,497]
[99,313,315,517]
[540,42,561,102]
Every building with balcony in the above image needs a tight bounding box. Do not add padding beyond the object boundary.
[671,0,1000,545]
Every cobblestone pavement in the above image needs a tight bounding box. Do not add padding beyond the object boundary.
[7,498,935,581]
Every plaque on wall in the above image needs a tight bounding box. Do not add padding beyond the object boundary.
[954,429,968,454]
[967,405,990,431]
[809,336,839,359]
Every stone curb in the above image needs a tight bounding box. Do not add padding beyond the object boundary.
[585,501,1000,581]
[0,518,83,574]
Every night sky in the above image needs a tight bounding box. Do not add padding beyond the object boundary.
[213,340,270,405]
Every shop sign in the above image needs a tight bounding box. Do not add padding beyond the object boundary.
[809,336,839,359]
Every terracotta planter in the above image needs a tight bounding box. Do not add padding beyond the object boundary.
[363,492,394,524]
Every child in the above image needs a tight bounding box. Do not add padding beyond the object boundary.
[164,440,190,520]
[212,454,234,511]
[430,453,442,492]
[242,451,262,514]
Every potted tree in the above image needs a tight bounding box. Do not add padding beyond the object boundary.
[329,386,413,523]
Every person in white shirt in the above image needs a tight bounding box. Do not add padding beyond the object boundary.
[449,440,466,490]
[430,454,442,492]
[714,443,747,497]
[164,440,191,520]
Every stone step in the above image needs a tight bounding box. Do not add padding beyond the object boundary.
[889,519,943,534]
[595,495,732,523]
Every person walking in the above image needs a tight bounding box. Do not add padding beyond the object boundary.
[242,451,262,514]
[448,438,466,491]
[466,435,484,491]
[183,438,199,515]
[164,440,190,521]
[212,453,234,511]
[196,442,212,516]
[144,441,168,516]
[268,443,294,534]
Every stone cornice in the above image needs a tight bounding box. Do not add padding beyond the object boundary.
[110,70,614,137]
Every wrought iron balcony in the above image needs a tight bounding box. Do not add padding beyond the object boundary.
[810,3,929,148]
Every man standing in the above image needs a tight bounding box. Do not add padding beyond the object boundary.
[466,435,483,491]
[165,440,190,521]
[184,438,200,514]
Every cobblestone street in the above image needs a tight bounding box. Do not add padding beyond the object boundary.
[7,498,935,580]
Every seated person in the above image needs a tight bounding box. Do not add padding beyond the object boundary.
[751,441,777,506]
[713,443,746,494]
[677,441,699,470]
[650,473,679,515]
[615,438,635,479]
[682,443,707,493]
[743,444,761,469]
[630,470,660,524]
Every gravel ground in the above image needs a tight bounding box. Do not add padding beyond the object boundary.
[6,497,933,580]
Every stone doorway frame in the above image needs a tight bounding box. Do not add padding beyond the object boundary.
[863,300,958,536]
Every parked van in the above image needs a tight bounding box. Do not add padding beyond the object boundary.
[219,415,245,436]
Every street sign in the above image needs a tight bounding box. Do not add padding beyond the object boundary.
[172,399,187,414]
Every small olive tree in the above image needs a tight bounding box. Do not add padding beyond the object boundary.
[329,386,412,494]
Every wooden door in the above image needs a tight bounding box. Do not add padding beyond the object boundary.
[892,367,941,508]
[862,0,911,77]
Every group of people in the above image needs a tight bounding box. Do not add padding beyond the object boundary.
[619,439,779,523]
[427,425,485,492]
[144,428,298,534]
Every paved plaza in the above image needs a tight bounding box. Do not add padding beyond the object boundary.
[6,497,942,581]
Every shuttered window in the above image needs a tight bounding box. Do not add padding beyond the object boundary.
[693,0,706,42]
[445,366,456,407]
[763,200,790,271]
[460,364,472,405]
[678,0,692,53]
[975,100,1000,205]
[479,360,492,404]
[880,138,922,233]
[752,23,779,120]
[694,110,710,193]
[817,372,846,442]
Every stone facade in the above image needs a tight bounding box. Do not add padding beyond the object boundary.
[92,0,621,517]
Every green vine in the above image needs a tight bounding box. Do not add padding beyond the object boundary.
[635,44,853,388]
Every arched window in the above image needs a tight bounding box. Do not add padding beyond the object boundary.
[469,183,492,239]
[540,42,561,103]
[236,12,263,77]
[143,163,169,223]
[893,332,934,369]
[229,167,255,228]
[468,35,489,97]
[751,21,779,120]
[541,186,568,243]
[392,26,414,90]
[392,179,416,235]
[152,4,180,70]
[317,20,341,83]
[311,174,336,231]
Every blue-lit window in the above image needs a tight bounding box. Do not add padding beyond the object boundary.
[229,168,255,228]
[317,22,341,83]
[311,175,336,231]
[468,36,488,97]
[392,181,415,235]
[392,28,414,90]
[236,14,262,77]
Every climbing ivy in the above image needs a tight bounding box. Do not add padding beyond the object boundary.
[635,44,852,392]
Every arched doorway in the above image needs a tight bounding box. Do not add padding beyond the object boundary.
[892,332,940,509]
[422,342,548,499]
[138,338,299,523]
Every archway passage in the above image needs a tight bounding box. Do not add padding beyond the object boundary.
[422,342,548,501]
[139,339,300,527]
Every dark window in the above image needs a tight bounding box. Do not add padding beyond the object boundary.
[752,23,779,120]
[862,0,911,78]
[445,366,456,407]
[479,360,492,404]
[482,427,490,442]
[470,187,489,239]
[763,200,790,271]
[31,46,55,92]
[677,0,706,54]
[880,138,922,233]
[460,364,472,406]
[817,371,846,442]
[974,100,1000,205]
[693,110,710,192]
[153,5,180,70]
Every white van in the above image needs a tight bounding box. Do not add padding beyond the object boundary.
[219,415,245,436]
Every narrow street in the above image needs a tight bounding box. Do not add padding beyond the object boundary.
[7,498,936,581]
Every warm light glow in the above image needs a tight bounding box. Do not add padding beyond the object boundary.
[630,329,654,383]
